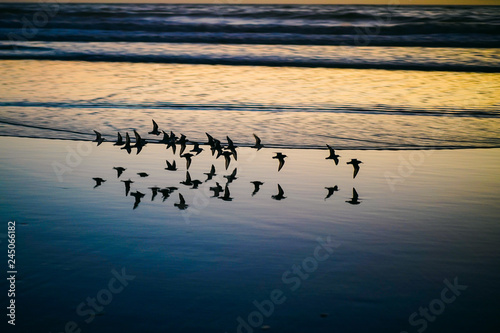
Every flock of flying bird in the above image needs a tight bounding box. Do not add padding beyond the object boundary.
[91,119,363,209]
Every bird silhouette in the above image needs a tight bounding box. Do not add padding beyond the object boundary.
[190,142,204,155]
[113,166,126,178]
[272,184,286,200]
[165,160,177,171]
[121,132,132,154]
[204,164,216,182]
[346,188,361,205]
[130,191,145,209]
[113,132,124,146]
[210,182,224,197]
[252,134,264,150]
[131,130,147,154]
[219,185,233,201]
[159,188,172,201]
[92,177,106,188]
[251,181,264,196]
[221,151,233,170]
[226,136,238,160]
[224,168,238,184]
[346,159,363,179]
[325,145,340,165]
[174,193,189,210]
[149,186,160,201]
[166,131,177,155]
[180,171,193,186]
[191,179,203,189]
[212,139,223,158]
[177,134,188,155]
[93,130,105,146]
[324,186,339,200]
[148,119,161,135]
[121,179,134,196]
[159,130,170,144]
[137,172,149,178]
[273,153,287,172]
[206,132,215,147]
[181,153,194,170]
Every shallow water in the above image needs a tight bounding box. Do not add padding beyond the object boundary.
[0,136,499,332]
[1,60,499,149]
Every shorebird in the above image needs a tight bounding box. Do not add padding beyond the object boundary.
[148,119,161,135]
[325,144,340,165]
[226,136,238,160]
[165,160,177,171]
[346,159,362,179]
[272,184,286,200]
[272,153,287,172]
[252,134,264,150]
[149,186,160,201]
[166,131,177,155]
[131,130,147,154]
[206,132,215,147]
[219,185,233,201]
[159,188,172,201]
[121,132,132,154]
[210,182,224,197]
[191,179,203,189]
[180,171,193,186]
[113,132,124,146]
[93,130,105,146]
[190,142,203,155]
[130,191,145,209]
[224,168,238,184]
[92,177,106,188]
[251,181,264,196]
[204,164,216,182]
[174,193,189,210]
[137,172,149,178]
[177,134,188,155]
[324,186,339,200]
[221,151,233,170]
[181,153,194,170]
[113,166,126,178]
[159,130,170,144]
[121,179,134,196]
[213,139,223,158]
[346,188,361,205]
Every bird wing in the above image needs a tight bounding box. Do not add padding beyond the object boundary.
[210,164,215,174]
[152,119,159,131]
[277,184,284,196]
[278,158,285,171]
[186,171,191,182]
[353,165,360,178]
[353,188,358,200]
[179,193,185,205]
[93,130,102,141]
[253,134,261,145]
[231,168,237,177]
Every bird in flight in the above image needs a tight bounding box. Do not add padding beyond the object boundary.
[272,184,286,200]
[224,168,238,184]
[190,142,204,155]
[273,152,287,172]
[346,188,361,205]
[181,153,194,170]
[324,186,339,200]
[346,159,363,178]
[221,151,233,170]
[149,186,160,201]
[252,134,264,150]
[121,179,134,196]
[131,130,147,154]
[210,182,224,197]
[93,130,105,146]
[174,193,189,210]
[148,119,161,136]
[165,160,177,171]
[92,177,106,188]
[204,164,216,182]
[137,172,149,178]
[130,191,145,209]
[325,144,340,165]
[226,136,238,161]
[219,185,233,201]
[121,132,132,154]
[251,181,264,196]
[113,166,126,178]
[113,132,124,146]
